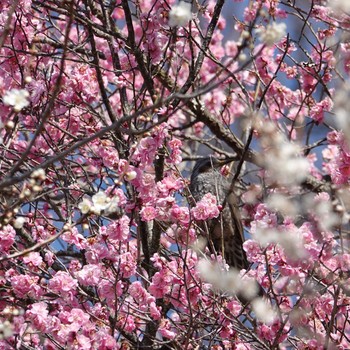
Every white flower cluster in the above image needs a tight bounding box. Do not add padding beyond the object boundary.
[258,121,309,186]
[303,193,340,231]
[254,227,307,261]
[251,298,276,325]
[334,82,350,144]
[169,1,192,28]
[0,319,13,339]
[2,88,30,112]
[330,0,350,13]
[257,22,287,46]
[13,216,27,229]
[78,190,120,216]
[197,260,260,301]
[197,260,276,323]
[267,193,298,218]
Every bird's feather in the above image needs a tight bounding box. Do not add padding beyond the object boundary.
[189,157,248,270]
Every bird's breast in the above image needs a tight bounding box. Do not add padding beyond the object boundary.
[190,172,228,203]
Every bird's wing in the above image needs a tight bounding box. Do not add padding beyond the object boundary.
[228,192,249,269]
[211,190,248,270]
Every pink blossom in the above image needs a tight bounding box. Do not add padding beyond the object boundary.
[149,270,173,298]
[94,331,117,349]
[45,251,55,266]
[105,215,130,241]
[167,138,182,164]
[150,253,166,269]
[0,225,16,251]
[140,206,157,221]
[76,264,102,286]
[309,97,333,123]
[225,40,238,56]
[69,259,82,273]
[132,172,158,202]
[170,205,190,225]
[243,239,262,263]
[64,308,90,329]
[11,274,43,298]
[158,175,183,195]
[338,254,350,271]
[149,301,161,320]
[26,302,49,331]
[251,203,278,232]
[158,319,176,339]
[129,281,156,307]
[85,242,109,263]
[191,193,220,220]
[117,252,136,278]
[257,319,288,344]
[303,338,326,350]
[49,271,78,295]
[340,43,350,74]
[118,315,136,332]
[75,334,91,349]
[156,196,176,221]
[98,279,124,303]
[132,136,159,166]
[282,64,298,79]
[98,145,119,169]
[23,252,43,267]
[61,227,87,249]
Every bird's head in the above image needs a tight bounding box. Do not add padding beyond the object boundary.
[191,156,237,178]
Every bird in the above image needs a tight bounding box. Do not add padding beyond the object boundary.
[189,156,249,271]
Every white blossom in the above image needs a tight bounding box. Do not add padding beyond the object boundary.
[304,193,339,231]
[79,192,121,216]
[334,82,350,144]
[254,227,307,261]
[3,88,30,112]
[197,260,239,294]
[104,196,121,216]
[169,1,192,28]
[125,170,137,181]
[254,228,280,248]
[251,298,277,324]
[6,121,14,129]
[267,193,298,218]
[257,22,286,46]
[191,236,208,254]
[330,0,350,13]
[78,197,92,214]
[13,217,26,229]
[239,278,260,301]
[91,191,109,214]
[197,260,260,300]
[31,168,46,180]
[257,121,309,186]
[266,142,309,186]
[0,320,13,339]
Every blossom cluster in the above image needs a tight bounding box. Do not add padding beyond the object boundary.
[0,0,349,349]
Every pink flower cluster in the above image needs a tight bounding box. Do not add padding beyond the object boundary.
[191,193,221,220]
[0,0,350,348]
[323,130,350,184]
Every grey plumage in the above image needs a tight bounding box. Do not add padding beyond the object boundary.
[189,156,248,270]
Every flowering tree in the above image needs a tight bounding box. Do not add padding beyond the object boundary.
[0,0,350,348]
